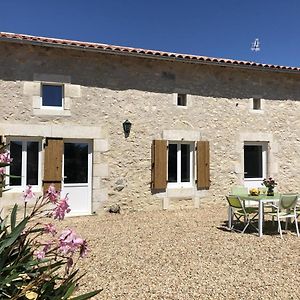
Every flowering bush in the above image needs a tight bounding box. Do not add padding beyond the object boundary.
[0,142,101,299]
[0,144,13,196]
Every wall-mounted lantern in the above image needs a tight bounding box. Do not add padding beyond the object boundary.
[123,119,132,138]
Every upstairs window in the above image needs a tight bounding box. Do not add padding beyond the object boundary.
[42,84,63,108]
[177,94,187,106]
[253,98,261,110]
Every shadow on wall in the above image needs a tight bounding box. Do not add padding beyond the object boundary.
[1,43,300,101]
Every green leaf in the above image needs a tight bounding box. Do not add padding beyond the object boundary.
[0,162,9,168]
[10,204,17,231]
[61,282,76,299]
[3,174,21,178]
[0,217,28,255]
[68,289,102,300]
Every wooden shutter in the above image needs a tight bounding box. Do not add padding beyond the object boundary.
[151,140,167,190]
[43,138,63,192]
[197,141,210,190]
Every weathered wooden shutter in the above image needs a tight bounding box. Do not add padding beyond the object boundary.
[197,141,210,190]
[151,140,167,190]
[43,138,63,192]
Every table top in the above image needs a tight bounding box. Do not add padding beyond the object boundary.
[239,194,280,201]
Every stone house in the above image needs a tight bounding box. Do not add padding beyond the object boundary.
[0,32,300,215]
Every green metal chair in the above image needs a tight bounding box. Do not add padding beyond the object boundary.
[230,185,248,196]
[226,195,259,233]
[264,193,299,239]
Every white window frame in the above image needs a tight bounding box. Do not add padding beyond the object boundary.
[41,83,64,110]
[6,137,42,192]
[243,141,267,189]
[167,141,194,188]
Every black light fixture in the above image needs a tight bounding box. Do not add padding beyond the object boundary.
[123,119,132,137]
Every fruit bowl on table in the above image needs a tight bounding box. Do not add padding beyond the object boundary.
[249,188,260,196]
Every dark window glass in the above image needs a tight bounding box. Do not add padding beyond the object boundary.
[10,141,22,186]
[42,85,63,107]
[181,144,190,182]
[26,142,39,185]
[177,94,187,106]
[64,143,88,184]
[253,98,261,110]
[244,145,262,178]
[168,144,177,182]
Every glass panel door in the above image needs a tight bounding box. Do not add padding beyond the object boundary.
[62,140,92,215]
[64,143,88,184]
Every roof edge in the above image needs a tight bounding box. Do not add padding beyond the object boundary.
[1,32,300,74]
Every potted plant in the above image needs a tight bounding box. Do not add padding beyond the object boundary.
[262,177,277,196]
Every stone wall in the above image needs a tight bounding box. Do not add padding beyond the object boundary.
[0,42,300,211]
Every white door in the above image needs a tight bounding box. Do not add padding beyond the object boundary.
[243,142,267,190]
[61,140,92,216]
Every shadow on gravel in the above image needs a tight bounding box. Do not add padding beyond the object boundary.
[217,220,298,236]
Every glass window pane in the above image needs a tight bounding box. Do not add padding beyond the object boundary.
[26,142,39,185]
[181,144,190,182]
[42,85,63,107]
[168,144,177,182]
[64,143,88,184]
[10,141,22,186]
[244,145,263,178]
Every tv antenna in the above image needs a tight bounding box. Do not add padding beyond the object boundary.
[251,38,260,52]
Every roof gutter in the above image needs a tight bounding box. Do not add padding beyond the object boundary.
[1,36,300,75]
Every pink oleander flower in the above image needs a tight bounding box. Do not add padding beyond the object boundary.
[47,184,60,203]
[60,229,77,243]
[0,167,4,175]
[53,195,71,221]
[44,223,57,236]
[23,185,35,202]
[0,150,12,163]
[59,229,88,258]
[34,250,45,260]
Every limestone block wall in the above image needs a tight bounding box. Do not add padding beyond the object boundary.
[0,42,300,211]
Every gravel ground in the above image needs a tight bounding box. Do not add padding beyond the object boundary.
[61,203,300,300]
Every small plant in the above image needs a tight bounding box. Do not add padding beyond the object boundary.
[0,143,101,299]
[262,177,277,196]
[262,177,277,189]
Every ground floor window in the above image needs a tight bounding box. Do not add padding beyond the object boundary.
[168,142,194,187]
[244,141,267,189]
[8,138,41,187]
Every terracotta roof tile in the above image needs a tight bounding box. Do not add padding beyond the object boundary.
[1,32,300,73]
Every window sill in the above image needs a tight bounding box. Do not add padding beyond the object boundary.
[33,109,71,116]
[166,186,195,198]
[249,109,264,114]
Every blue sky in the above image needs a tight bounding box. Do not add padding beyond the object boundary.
[1,0,300,66]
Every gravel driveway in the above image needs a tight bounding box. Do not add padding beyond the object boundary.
[62,203,300,299]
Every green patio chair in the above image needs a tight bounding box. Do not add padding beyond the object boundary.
[230,185,248,196]
[226,195,259,234]
[264,193,299,239]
